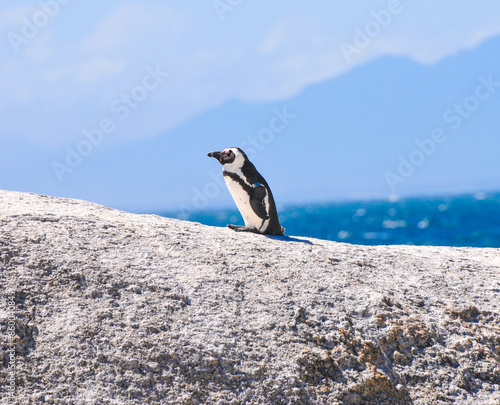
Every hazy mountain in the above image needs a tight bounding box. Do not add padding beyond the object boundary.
[3,35,500,213]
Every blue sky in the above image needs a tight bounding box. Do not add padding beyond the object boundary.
[3,1,500,146]
[1,1,500,211]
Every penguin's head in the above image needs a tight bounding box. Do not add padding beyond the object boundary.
[207,147,246,168]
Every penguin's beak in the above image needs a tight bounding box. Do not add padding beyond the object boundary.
[207,151,221,159]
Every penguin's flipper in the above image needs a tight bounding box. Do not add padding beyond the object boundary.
[227,224,261,234]
[250,184,269,220]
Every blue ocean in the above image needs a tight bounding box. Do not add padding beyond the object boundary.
[164,192,500,248]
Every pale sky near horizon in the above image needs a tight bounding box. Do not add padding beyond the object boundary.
[2,1,500,148]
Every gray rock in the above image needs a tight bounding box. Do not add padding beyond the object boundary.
[0,190,499,404]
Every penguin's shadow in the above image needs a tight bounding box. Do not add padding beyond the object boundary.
[265,235,313,244]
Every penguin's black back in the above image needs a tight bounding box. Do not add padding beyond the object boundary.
[241,159,283,235]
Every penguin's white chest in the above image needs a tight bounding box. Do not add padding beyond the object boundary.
[223,173,269,230]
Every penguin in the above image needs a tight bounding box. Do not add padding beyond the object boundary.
[207,147,285,235]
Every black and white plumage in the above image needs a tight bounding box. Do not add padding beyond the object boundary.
[207,147,284,235]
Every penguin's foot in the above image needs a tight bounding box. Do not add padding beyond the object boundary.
[227,224,261,234]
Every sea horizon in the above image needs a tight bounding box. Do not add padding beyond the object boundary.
[160,191,500,248]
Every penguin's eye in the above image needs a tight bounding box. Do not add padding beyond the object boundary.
[219,149,235,164]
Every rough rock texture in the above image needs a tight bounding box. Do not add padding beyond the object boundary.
[0,190,499,405]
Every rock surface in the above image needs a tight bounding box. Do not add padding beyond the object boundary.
[0,190,499,404]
